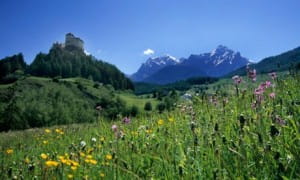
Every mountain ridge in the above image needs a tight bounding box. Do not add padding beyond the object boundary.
[131,55,180,82]
[131,45,250,84]
[226,46,300,77]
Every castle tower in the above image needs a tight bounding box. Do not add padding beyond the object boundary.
[65,33,84,51]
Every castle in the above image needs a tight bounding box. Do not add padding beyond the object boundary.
[64,33,84,51]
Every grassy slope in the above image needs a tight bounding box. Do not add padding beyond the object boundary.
[0,74,299,179]
[227,46,300,77]
[193,71,290,95]
[117,92,159,111]
[0,76,156,130]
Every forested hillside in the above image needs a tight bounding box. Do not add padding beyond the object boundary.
[27,44,133,90]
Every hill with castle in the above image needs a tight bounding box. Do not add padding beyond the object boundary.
[0,33,133,90]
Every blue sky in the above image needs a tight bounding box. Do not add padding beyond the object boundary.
[0,0,300,74]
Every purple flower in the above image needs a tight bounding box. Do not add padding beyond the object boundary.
[269,72,277,80]
[265,81,271,88]
[275,115,286,126]
[122,117,131,124]
[258,81,271,92]
[269,92,275,99]
[232,75,242,84]
[111,124,118,132]
[247,68,257,82]
[254,87,264,95]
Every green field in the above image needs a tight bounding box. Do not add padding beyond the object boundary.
[117,93,159,112]
[0,74,299,179]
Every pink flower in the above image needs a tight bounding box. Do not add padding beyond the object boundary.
[275,115,286,126]
[268,72,277,80]
[232,75,242,84]
[111,124,118,132]
[265,81,271,88]
[258,81,271,91]
[269,92,275,99]
[122,117,131,124]
[254,87,264,95]
[247,68,257,82]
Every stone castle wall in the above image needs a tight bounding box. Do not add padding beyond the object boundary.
[65,33,84,50]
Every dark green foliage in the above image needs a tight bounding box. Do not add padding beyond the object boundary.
[28,44,133,90]
[156,103,166,113]
[134,76,218,95]
[297,62,300,70]
[0,53,27,83]
[144,101,152,111]
[96,96,127,119]
[130,105,139,117]
[0,77,129,131]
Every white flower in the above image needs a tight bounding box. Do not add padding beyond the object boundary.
[91,137,97,142]
[80,141,86,147]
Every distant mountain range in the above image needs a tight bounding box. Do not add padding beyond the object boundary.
[131,55,180,82]
[131,45,250,84]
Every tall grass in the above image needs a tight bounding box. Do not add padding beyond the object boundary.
[0,74,299,179]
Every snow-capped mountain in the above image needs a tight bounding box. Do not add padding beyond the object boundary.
[130,55,180,82]
[181,45,250,77]
[131,45,250,84]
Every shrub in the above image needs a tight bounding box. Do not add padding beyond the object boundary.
[144,101,152,111]
[156,102,166,113]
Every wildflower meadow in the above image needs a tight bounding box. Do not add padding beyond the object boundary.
[0,72,299,179]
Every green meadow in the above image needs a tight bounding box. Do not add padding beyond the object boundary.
[0,73,299,179]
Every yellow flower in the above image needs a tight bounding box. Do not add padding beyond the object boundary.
[43,140,48,145]
[168,117,174,122]
[158,119,164,125]
[45,129,51,133]
[86,155,93,159]
[100,137,105,142]
[41,153,48,159]
[71,161,79,167]
[131,131,138,136]
[64,153,69,158]
[71,166,77,171]
[55,129,60,133]
[67,174,74,179]
[58,155,65,160]
[61,159,67,164]
[80,152,86,157]
[6,149,13,155]
[66,161,71,166]
[106,154,112,160]
[90,159,97,165]
[25,157,30,164]
[85,159,90,163]
[87,148,94,154]
[45,160,59,167]
[67,174,73,179]
[100,173,105,177]
[145,129,152,134]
